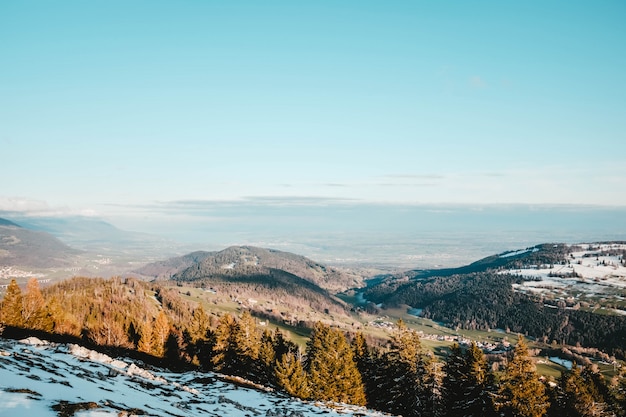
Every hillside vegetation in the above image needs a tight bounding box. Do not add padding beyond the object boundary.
[364,243,626,358]
[2,276,626,417]
[159,245,365,292]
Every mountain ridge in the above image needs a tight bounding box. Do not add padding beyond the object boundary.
[0,217,82,268]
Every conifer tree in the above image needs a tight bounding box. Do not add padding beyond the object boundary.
[0,279,24,327]
[351,331,369,368]
[375,323,430,417]
[211,313,239,374]
[185,305,213,367]
[305,322,366,405]
[152,310,170,357]
[551,364,609,417]
[614,366,626,416]
[22,278,50,330]
[275,350,311,399]
[232,311,260,376]
[187,305,211,344]
[442,344,467,416]
[273,327,296,359]
[443,342,494,417]
[257,329,277,385]
[137,320,154,354]
[495,335,549,417]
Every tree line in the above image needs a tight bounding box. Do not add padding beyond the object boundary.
[2,277,626,416]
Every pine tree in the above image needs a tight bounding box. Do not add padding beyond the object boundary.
[275,350,311,399]
[22,278,50,330]
[211,313,239,374]
[0,279,24,327]
[551,364,609,417]
[152,310,170,357]
[257,329,277,385]
[305,322,366,405]
[232,311,260,377]
[377,323,427,417]
[495,335,549,417]
[443,342,494,417]
[614,366,626,416]
[137,320,154,354]
[187,305,211,344]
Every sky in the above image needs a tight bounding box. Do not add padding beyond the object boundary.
[1,1,626,244]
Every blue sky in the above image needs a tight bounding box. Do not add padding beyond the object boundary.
[2,1,626,224]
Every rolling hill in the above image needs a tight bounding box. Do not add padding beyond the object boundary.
[362,242,626,358]
[167,246,352,319]
[138,245,365,292]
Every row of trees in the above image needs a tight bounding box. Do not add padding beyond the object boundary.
[2,277,626,416]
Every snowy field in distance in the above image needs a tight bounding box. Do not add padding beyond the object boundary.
[506,243,626,312]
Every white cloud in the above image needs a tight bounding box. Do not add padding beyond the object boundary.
[0,196,99,217]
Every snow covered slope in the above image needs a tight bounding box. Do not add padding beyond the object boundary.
[0,337,390,417]
[506,243,626,313]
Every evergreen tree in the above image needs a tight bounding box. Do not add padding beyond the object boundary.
[22,278,51,330]
[185,305,213,368]
[211,314,239,374]
[187,305,211,344]
[495,335,549,417]
[137,320,154,354]
[442,342,495,417]
[614,366,626,417]
[257,329,277,385]
[551,364,609,417]
[305,322,366,405]
[275,350,311,399]
[273,327,296,359]
[369,322,439,417]
[0,279,24,327]
[152,310,170,357]
[232,311,260,377]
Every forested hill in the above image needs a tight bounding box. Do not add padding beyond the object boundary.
[363,242,626,358]
[148,245,365,293]
[170,247,350,317]
[134,250,214,280]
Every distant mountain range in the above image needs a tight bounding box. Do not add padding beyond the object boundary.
[10,215,179,256]
[0,217,81,268]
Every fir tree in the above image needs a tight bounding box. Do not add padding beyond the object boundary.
[22,278,51,331]
[257,329,277,385]
[0,279,24,327]
[275,350,311,399]
[614,366,626,417]
[211,314,239,374]
[187,305,211,344]
[152,310,170,357]
[137,320,154,354]
[305,322,366,405]
[552,364,608,417]
[232,311,260,377]
[369,323,438,417]
[495,335,549,417]
[443,342,494,417]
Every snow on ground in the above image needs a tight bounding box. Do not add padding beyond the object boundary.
[499,247,539,258]
[0,337,392,417]
[506,243,626,303]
